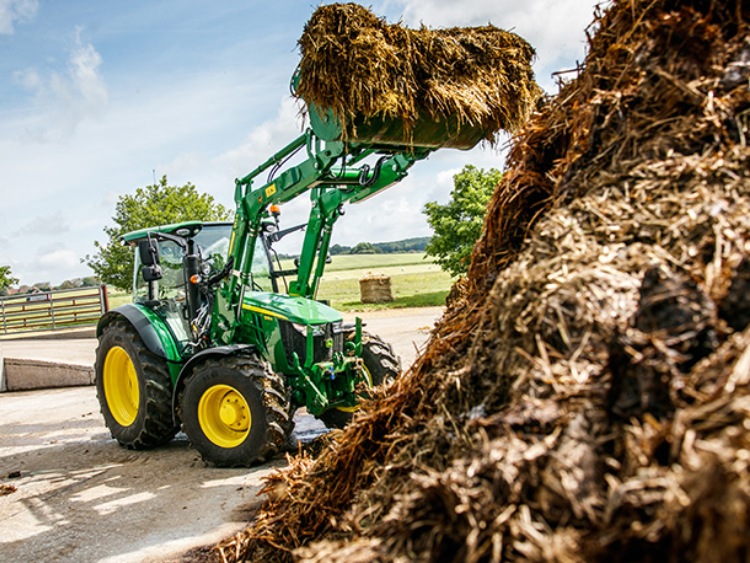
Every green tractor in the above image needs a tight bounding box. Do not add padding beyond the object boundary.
[94,75,488,467]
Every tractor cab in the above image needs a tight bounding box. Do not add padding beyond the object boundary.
[125,216,306,306]
[124,221,235,352]
[122,217,310,355]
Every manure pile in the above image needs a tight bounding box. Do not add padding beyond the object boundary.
[295,3,540,141]
[216,0,750,561]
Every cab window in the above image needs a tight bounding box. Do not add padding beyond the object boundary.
[250,237,273,292]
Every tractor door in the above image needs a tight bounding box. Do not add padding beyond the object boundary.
[133,237,193,349]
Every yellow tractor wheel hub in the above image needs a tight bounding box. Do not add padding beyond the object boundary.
[103,346,140,427]
[198,384,251,448]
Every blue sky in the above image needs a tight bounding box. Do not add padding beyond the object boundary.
[0,0,599,286]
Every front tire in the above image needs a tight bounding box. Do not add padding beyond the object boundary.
[181,354,291,467]
[95,319,178,449]
[320,332,400,429]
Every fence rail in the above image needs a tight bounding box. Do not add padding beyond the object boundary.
[0,285,109,335]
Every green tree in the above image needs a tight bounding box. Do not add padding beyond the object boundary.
[350,242,381,254]
[81,276,100,287]
[329,244,351,256]
[58,279,82,290]
[0,265,18,293]
[423,165,501,277]
[85,176,232,291]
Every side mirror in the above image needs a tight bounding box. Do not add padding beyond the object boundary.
[138,239,160,266]
[142,264,163,282]
[138,239,163,282]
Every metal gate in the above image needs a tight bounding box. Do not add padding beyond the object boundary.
[0,285,109,335]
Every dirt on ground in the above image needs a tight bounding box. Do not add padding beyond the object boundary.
[0,307,442,562]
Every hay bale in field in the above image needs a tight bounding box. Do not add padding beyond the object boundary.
[295,3,541,144]
[214,1,750,562]
[359,273,393,304]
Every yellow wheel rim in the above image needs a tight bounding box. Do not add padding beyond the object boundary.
[198,384,251,448]
[336,363,373,413]
[103,346,140,427]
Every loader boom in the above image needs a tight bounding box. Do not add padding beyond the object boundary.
[211,127,432,344]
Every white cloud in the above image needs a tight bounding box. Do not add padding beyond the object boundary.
[383,0,508,26]
[433,168,461,200]
[13,29,108,139]
[12,66,40,89]
[67,28,108,107]
[215,96,305,179]
[199,95,310,219]
[11,248,81,286]
[380,0,600,90]
[0,63,290,286]
[38,248,78,269]
[0,0,37,35]
[13,212,70,236]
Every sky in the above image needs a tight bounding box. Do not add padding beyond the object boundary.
[0,0,599,287]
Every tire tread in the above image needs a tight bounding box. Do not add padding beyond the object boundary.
[182,354,292,467]
[95,319,178,450]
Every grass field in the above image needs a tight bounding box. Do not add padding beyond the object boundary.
[108,289,133,309]
[315,253,452,311]
[108,253,453,312]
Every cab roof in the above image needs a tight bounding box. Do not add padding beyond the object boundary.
[120,221,233,245]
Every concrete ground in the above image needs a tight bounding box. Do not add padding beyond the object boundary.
[0,307,443,562]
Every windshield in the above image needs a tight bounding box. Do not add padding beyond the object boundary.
[195,225,232,271]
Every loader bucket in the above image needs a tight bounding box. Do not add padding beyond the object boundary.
[307,103,488,151]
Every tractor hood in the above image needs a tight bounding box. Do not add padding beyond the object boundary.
[241,292,342,325]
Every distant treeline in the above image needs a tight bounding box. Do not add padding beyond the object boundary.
[330,236,430,255]
[0,276,102,297]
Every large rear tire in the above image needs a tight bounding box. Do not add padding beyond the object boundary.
[95,319,178,449]
[181,354,292,467]
[320,332,400,429]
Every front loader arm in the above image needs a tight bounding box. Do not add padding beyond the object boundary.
[210,128,431,344]
[289,150,429,298]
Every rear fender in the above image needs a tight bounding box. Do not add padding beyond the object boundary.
[97,304,184,382]
[171,344,256,425]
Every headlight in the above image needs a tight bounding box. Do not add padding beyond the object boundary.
[291,323,325,337]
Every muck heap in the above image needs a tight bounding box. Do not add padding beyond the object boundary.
[213,0,750,561]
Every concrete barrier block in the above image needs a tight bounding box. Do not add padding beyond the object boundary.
[4,359,94,391]
[0,344,5,392]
